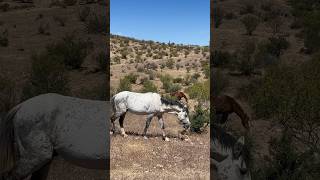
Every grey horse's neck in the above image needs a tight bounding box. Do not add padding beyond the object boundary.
[160,97,185,113]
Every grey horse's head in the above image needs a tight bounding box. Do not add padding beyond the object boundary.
[211,126,251,180]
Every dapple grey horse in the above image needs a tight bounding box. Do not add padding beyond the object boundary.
[0,93,110,180]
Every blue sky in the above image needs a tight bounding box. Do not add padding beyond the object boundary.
[110,0,210,46]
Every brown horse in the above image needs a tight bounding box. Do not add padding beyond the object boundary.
[170,91,188,103]
[213,95,250,130]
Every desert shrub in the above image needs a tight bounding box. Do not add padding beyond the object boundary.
[113,56,120,64]
[173,77,183,83]
[186,80,209,101]
[265,36,289,57]
[85,12,106,34]
[118,76,131,92]
[53,15,67,26]
[192,73,201,80]
[63,0,77,6]
[22,52,69,101]
[190,104,210,133]
[241,14,260,35]
[245,58,320,150]
[202,64,210,78]
[0,29,8,47]
[0,75,16,112]
[240,0,255,15]
[96,50,107,72]
[212,50,232,67]
[160,74,181,93]
[166,83,181,93]
[79,6,90,22]
[141,80,157,93]
[46,33,89,69]
[212,69,228,96]
[252,131,320,180]
[166,58,175,69]
[233,40,257,75]
[38,22,50,35]
[126,73,138,84]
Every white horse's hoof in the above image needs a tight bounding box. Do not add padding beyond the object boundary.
[110,131,114,135]
[163,137,170,141]
[122,133,128,138]
[143,136,148,140]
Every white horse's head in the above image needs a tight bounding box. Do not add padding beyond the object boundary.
[212,126,251,180]
[176,107,190,129]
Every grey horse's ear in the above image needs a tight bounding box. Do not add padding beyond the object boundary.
[237,136,245,146]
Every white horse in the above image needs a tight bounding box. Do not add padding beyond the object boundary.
[211,125,251,180]
[0,93,110,180]
[110,91,190,141]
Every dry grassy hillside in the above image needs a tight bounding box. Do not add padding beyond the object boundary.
[213,0,320,179]
[0,0,109,179]
[110,35,210,179]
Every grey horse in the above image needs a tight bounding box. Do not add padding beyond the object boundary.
[0,93,110,180]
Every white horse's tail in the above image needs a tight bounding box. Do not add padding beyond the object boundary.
[0,105,20,174]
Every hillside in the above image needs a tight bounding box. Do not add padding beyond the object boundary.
[110,35,210,179]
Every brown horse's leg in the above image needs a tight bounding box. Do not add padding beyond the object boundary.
[119,113,127,137]
[30,161,52,180]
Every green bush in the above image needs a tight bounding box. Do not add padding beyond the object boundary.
[0,29,8,47]
[118,77,131,92]
[252,130,320,180]
[46,33,90,69]
[212,70,228,96]
[186,80,209,101]
[79,6,90,22]
[190,104,210,133]
[241,14,260,35]
[0,75,16,112]
[141,80,158,93]
[266,36,289,57]
[166,58,175,69]
[85,12,107,34]
[22,52,69,101]
[212,50,232,67]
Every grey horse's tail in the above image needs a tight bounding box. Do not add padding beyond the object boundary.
[0,105,20,174]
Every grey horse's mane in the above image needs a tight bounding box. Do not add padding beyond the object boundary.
[160,97,188,113]
[211,124,236,150]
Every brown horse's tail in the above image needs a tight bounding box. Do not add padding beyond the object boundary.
[0,105,20,174]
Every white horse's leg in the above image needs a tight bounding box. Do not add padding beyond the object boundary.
[157,114,169,141]
[143,114,154,139]
[9,132,53,180]
[119,113,127,137]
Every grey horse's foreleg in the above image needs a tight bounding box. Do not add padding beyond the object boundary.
[143,114,154,139]
[110,113,117,134]
[157,114,169,141]
[30,161,51,180]
[119,113,127,137]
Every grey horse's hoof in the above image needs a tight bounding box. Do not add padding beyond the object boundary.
[143,136,148,140]
[122,133,128,138]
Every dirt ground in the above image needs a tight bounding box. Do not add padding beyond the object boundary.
[110,113,210,180]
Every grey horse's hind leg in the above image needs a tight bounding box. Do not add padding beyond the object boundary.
[9,131,53,180]
[119,113,127,137]
[143,114,154,139]
[157,114,169,141]
[30,161,51,180]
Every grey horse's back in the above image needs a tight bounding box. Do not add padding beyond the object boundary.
[16,93,111,169]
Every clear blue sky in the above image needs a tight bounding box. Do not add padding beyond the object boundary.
[110,0,210,46]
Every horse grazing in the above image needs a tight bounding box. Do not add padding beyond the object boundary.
[211,124,251,180]
[0,93,110,180]
[170,91,188,103]
[213,95,250,130]
[110,91,190,141]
